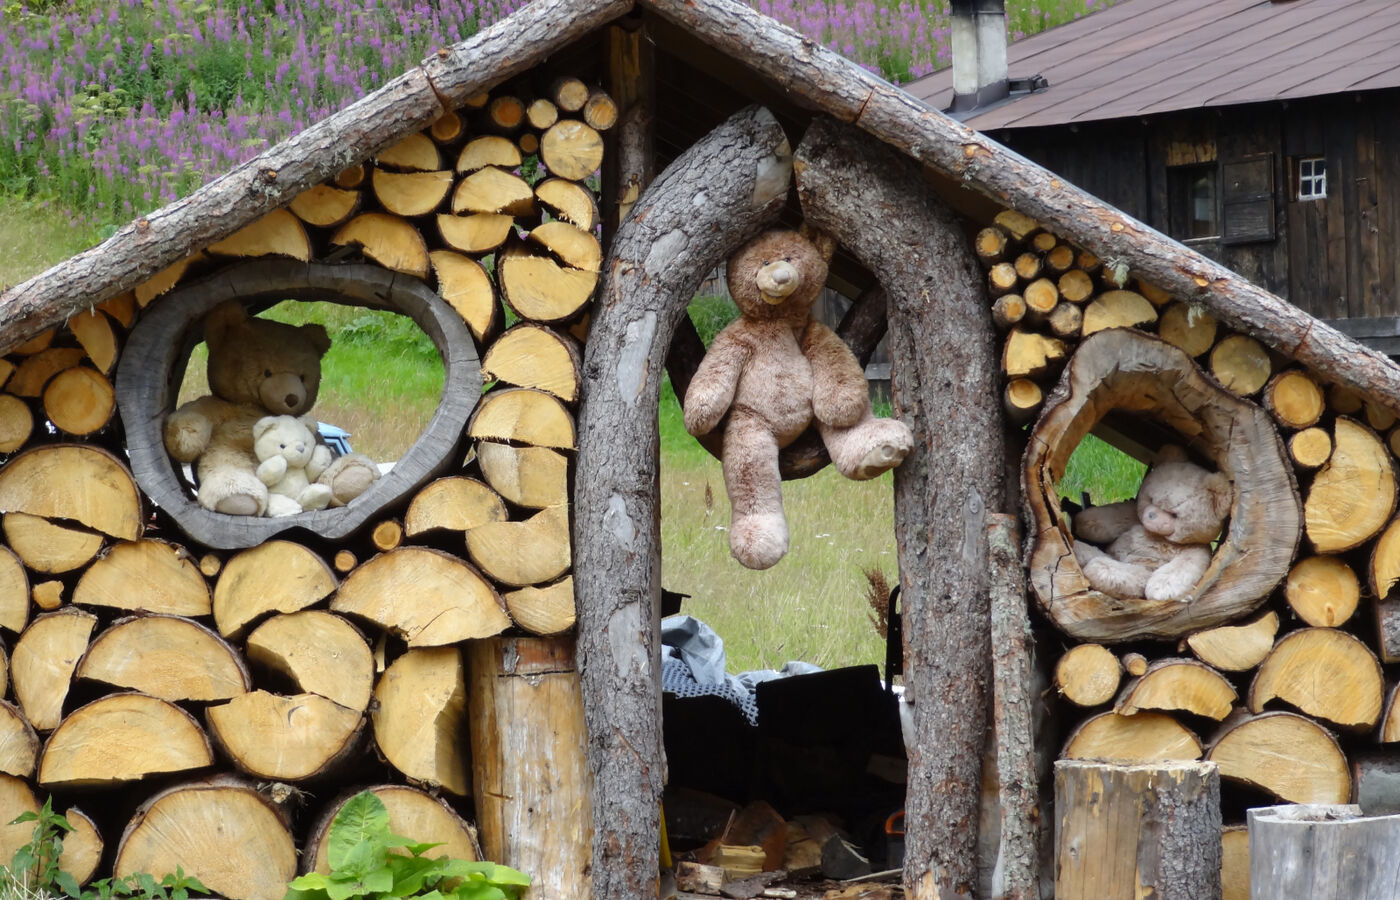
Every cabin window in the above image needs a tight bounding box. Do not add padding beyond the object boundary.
[1167,164,1219,240]
[1296,156,1327,200]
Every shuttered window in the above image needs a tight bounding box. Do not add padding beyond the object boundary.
[1221,153,1276,245]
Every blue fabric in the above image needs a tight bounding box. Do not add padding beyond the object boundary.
[659,615,822,725]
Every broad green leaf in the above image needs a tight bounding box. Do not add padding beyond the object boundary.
[283,885,326,900]
[486,866,529,887]
[54,870,80,898]
[453,884,506,900]
[328,792,391,872]
[325,877,366,900]
[361,867,394,894]
[338,839,383,880]
[288,872,332,891]
[384,855,440,896]
[398,840,443,857]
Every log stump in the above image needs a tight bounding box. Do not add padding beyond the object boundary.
[1024,329,1301,642]
[1248,804,1400,899]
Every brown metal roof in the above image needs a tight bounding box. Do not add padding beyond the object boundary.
[907,0,1400,129]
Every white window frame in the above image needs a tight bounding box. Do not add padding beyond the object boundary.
[1297,156,1327,201]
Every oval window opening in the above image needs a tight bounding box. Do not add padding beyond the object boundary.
[116,260,481,550]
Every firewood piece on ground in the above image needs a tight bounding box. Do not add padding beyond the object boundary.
[1221,824,1249,900]
[529,220,603,272]
[1368,401,1398,433]
[404,476,508,537]
[535,177,600,231]
[333,550,356,573]
[0,700,39,778]
[77,614,250,701]
[975,226,1009,264]
[452,167,535,216]
[206,690,364,781]
[1013,252,1042,283]
[1022,277,1058,320]
[0,394,33,452]
[0,440,143,538]
[98,291,136,327]
[1375,585,1400,665]
[1057,268,1095,304]
[993,208,1038,241]
[1285,555,1359,627]
[990,293,1025,329]
[7,346,85,397]
[456,135,522,173]
[39,693,213,788]
[1248,627,1383,730]
[437,212,515,254]
[1046,301,1083,339]
[207,209,310,261]
[376,132,441,171]
[1265,369,1325,430]
[371,519,404,551]
[498,244,598,323]
[31,580,62,611]
[1305,417,1396,553]
[1001,378,1043,424]
[0,775,38,863]
[676,861,724,895]
[289,184,361,227]
[1114,657,1237,720]
[244,610,373,712]
[1157,302,1217,358]
[465,504,571,587]
[1210,334,1272,397]
[502,577,575,635]
[1001,327,1066,379]
[1062,711,1202,762]
[74,538,212,617]
[372,168,453,217]
[113,777,297,900]
[987,261,1018,296]
[332,546,509,645]
[481,323,582,402]
[469,387,577,448]
[1379,685,1400,743]
[43,366,114,436]
[1081,289,1157,336]
[1044,243,1075,273]
[583,90,619,131]
[430,250,498,342]
[1053,642,1120,707]
[1290,426,1333,470]
[331,212,431,278]
[1121,652,1148,677]
[1183,610,1279,672]
[306,785,480,873]
[477,441,569,508]
[527,98,560,131]
[12,607,97,730]
[488,95,526,132]
[1054,759,1221,900]
[551,76,590,112]
[1206,711,1350,804]
[3,511,103,574]
[213,540,336,638]
[335,164,366,188]
[0,547,29,633]
[58,807,102,886]
[372,646,470,795]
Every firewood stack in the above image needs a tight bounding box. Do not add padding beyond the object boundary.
[0,75,610,900]
[981,206,1400,893]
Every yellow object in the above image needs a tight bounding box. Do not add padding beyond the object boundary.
[659,802,672,868]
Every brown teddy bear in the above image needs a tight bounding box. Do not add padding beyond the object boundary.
[683,228,914,569]
[163,301,379,516]
[1072,446,1234,602]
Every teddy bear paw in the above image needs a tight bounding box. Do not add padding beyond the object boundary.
[265,494,304,518]
[849,425,914,480]
[297,484,333,512]
[730,513,790,570]
[319,454,380,507]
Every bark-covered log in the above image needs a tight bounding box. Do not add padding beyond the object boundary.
[1248,804,1400,900]
[1247,627,1384,730]
[332,547,509,645]
[1205,711,1351,804]
[371,646,470,795]
[575,104,791,898]
[214,540,336,638]
[39,693,214,788]
[795,116,1002,898]
[243,610,373,711]
[76,614,251,701]
[1114,658,1237,720]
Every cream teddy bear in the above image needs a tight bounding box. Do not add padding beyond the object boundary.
[1072,446,1234,603]
[253,415,334,517]
[683,227,914,570]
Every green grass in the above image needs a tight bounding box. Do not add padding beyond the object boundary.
[0,200,105,290]
[1056,433,1147,506]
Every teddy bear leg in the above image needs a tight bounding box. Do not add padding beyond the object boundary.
[297,483,333,512]
[817,410,914,481]
[197,466,269,517]
[1144,547,1212,603]
[722,416,789,570]
[265,494,303,518]
[1080,556,1153,600]
[318,453,380,507]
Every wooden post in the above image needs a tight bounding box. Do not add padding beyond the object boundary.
[1054,759,1222,900]
[574,105,791,898]
[1248,804,1400,899]
[795,117,1004,898]
[467,635,591,899]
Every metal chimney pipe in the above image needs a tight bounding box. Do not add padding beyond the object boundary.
[949,0,1009,112]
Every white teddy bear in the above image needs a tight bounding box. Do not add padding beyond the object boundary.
[252,415,335,517]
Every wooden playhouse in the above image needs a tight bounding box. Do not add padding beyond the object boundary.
[4,0,1400,897]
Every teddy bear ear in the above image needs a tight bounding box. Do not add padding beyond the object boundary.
[798,224,838,263]
[202,301,249,347]
[301,323,332,356]
[1154,444,1189,465]
[253,415,278,439]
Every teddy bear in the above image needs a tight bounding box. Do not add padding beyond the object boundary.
[253,415,335,517]
[1072,446,1234,603]
[683,227,915,570]
[163,300,379,516]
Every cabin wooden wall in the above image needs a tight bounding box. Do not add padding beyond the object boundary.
[991,88,1400,327]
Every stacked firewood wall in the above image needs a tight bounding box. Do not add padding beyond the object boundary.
[0,76,611,900]
[981,207,1400,897]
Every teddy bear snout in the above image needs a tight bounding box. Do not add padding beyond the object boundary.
[259,372,310,414]
[757,261,799,303]
[1142,506,1175,536]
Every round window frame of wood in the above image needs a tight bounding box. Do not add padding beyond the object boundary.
[1023,328,1301,643]
[116,260,481,550]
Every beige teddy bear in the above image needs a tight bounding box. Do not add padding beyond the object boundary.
[163,301,379,516]
[1072,446,1234,603]
[253,415,335,517]
[683,227,914,570]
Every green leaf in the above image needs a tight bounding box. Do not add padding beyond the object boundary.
[328,792,391,873]
[360,868,393,894]
[324,877,365,900]
[396,840,443,857]
[283,885,328,900]
[288,872,332,891]
[54,870,80,897]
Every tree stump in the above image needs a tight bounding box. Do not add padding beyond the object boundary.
[1054,759,1222,900]
[1024,329,1301,642]
[1248,804,1400,899]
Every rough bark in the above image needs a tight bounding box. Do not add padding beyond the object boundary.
[574,104,791,898]
[636,0,1400,418]
[1054,760,1222,900]
[794,116,1003,899]
[0,0,632,350]
[1248,804,1400,900]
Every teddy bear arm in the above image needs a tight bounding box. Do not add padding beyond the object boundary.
[683,330,750,437]
[1073,501,1141,544]
[164,396,238,462]
[801,322,869,428]
[1144,546,1212,603]
[1080,555,1154,600]
[256,455,288,486]
[307,444,333,483]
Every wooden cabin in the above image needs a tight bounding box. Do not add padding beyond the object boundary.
[6,0,1400,897]
[910,0,1400,350]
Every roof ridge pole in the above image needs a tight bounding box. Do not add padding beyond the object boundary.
[574,104,791,898]
[795,115,1004,899]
